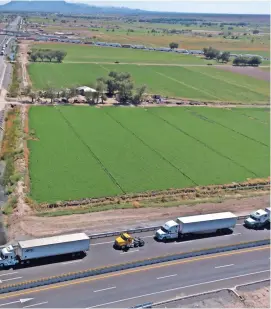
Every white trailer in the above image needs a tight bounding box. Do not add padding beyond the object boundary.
[155,212,237,241]
[0,233,90,268]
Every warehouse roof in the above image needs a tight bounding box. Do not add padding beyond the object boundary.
[18,233,89,248]
[177,212,237,224]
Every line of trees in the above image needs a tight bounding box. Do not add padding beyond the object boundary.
[29,49,67,63]
[23,71,147,105]
[233,56,262,66]
[203,47,231,63]
[202,46,262,66]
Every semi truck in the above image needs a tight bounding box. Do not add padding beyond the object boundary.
[155,212,237,241]
[0,233,90,268]
[244,207,270,229]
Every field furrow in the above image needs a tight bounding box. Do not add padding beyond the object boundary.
[28,107,122,203]
[28,106,270,203]
[150,108,270,177]
[106,108,254,185]
[60,106,193,194]
[185,107,270,146]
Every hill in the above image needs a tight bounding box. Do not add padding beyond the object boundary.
[0,0,144,14]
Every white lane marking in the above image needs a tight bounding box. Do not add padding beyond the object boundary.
[93,286,116,293]
[87,269,270,308]
[0,299,33,307]
[157,274,177,280]
[61,260,82,265]
[215,264,234,269]
[236,224,242,226]
[91,235,153,246]
[0,272,18,277]
[91,241,114,246]
[0,276,22,283]
[120,249,139,255]
[23,302,48,308]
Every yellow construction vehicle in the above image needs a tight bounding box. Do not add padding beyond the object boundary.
[113,233,145,250]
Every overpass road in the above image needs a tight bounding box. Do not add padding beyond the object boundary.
[0,245,269,308]
[0,221,269,288]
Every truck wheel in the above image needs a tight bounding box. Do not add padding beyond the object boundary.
[139,240,145,247]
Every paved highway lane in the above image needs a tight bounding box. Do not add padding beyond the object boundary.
[0,222,269,286]
[0,246,269,308]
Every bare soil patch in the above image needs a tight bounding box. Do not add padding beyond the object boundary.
[7,194,269,240]
[155,282,270,308]
[216,65,270,81]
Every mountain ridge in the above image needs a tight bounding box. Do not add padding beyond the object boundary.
[0,0,145,14]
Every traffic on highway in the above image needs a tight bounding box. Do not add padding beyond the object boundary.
[0,215,269,289]
[0,245,269,308]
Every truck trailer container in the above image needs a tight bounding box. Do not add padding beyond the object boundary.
[0,233,90,268]
[155,212,237,241]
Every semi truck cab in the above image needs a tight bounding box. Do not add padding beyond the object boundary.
[244,208,270,229]
[0,245,18,267]
[155,220,178,240]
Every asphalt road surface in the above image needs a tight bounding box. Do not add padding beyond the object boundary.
[0,245,269,308]
[0,221,269,288]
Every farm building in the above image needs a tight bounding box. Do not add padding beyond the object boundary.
[76,86,97,96]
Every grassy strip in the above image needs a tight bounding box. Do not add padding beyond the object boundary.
[36,190,268,217]
[8,62,20,98]
[2,196,18,215]
[1,107,22,199]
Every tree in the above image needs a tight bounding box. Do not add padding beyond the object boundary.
[44,83,56,103]
[37,50,45,62]
[55,50,67,63]
[233,56,248,66]
[133,85,147,105]
[30,53,38,62]
[106,71,131,96]
[95,80,107,104]
[219,51,231,63]
[248,56,262,66]
[118,80,133,104]
[169,42,179,49]
[202,47,220,59]
[44,50,54,62]
[29,90,37,103]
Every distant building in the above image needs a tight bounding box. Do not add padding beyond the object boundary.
[76,86,97,96]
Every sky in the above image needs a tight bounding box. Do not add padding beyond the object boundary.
[69,0,270,14]
[0,0,270,14]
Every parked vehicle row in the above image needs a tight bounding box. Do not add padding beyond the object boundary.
[0,207,268,269]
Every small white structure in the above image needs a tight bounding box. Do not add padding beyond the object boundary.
[76,86,97,96]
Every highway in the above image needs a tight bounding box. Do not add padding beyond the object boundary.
[0,245,269,308]
[0,220,269,288]
[0,16,21,92]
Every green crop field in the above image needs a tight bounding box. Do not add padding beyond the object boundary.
[28,63,269,103]
[33,43,207,64]
[28,106,270,203]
